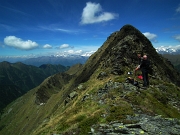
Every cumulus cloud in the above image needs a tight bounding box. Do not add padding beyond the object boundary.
[80,2,118,24]
[43,44,52,49]
[176,5,180,13]
[143,32,157,42]
[4,36,38,50]
[173,35,180,42]
[59,44,70,49]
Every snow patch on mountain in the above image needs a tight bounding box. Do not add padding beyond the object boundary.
[156,45,180,54]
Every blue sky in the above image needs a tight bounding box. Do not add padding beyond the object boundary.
[0,0,180,58]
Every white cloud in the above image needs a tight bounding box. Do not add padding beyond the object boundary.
[56,28,76,33]
[176,5,180,12]
[4,36,38,50]
[80,2,118,24]
[74,50,83,54]
[43,44,52,49]
[53,49,95,57]
[39,26,82,34]
[173,35,180,41]
[156,45,180,52]
[64,50,83,54]
[173,45,180,50]
[59,44,70,49]
[81,51,96,56]
[143,32,157,42]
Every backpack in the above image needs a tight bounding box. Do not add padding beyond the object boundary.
[126,77,139,86]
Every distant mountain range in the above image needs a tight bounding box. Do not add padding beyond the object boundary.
[23,55,88,67]
[0,61,69,111]
[0,45,180,67]
[155,45,180,72]
[156,45,180,54]
[0,55,89,67]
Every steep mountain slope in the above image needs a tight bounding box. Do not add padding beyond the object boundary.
[0,62,68,111]
[162,54,180,66]
[39,64,70,75]
[175,64,180,72]
[65,63,83,75]
[0,25,180,135]
[162,54,180,72]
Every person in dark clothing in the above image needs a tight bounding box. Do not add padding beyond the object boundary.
[135,55,150,87]
[137,53,143,65]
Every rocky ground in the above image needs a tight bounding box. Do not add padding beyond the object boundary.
[88,79,180,135]
[54,113,180,135]
[89,114,180,135]
[59,79,180,135]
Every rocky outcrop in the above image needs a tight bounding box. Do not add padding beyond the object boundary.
[64,91,78,105]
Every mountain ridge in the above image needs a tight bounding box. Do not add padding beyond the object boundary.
[0,61,69,111]
[0,24,180,135]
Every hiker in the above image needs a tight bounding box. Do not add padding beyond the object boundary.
[135,55,150,87]
[137,53,143,65]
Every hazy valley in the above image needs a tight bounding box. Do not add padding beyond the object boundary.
[0,62,69,112]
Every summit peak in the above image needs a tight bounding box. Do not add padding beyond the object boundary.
[72,24,180,86]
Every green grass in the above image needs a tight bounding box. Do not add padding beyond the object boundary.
[106,104,134,122]
[125,85,180,118]
[79,115,100,135]
[1,69,180,135]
